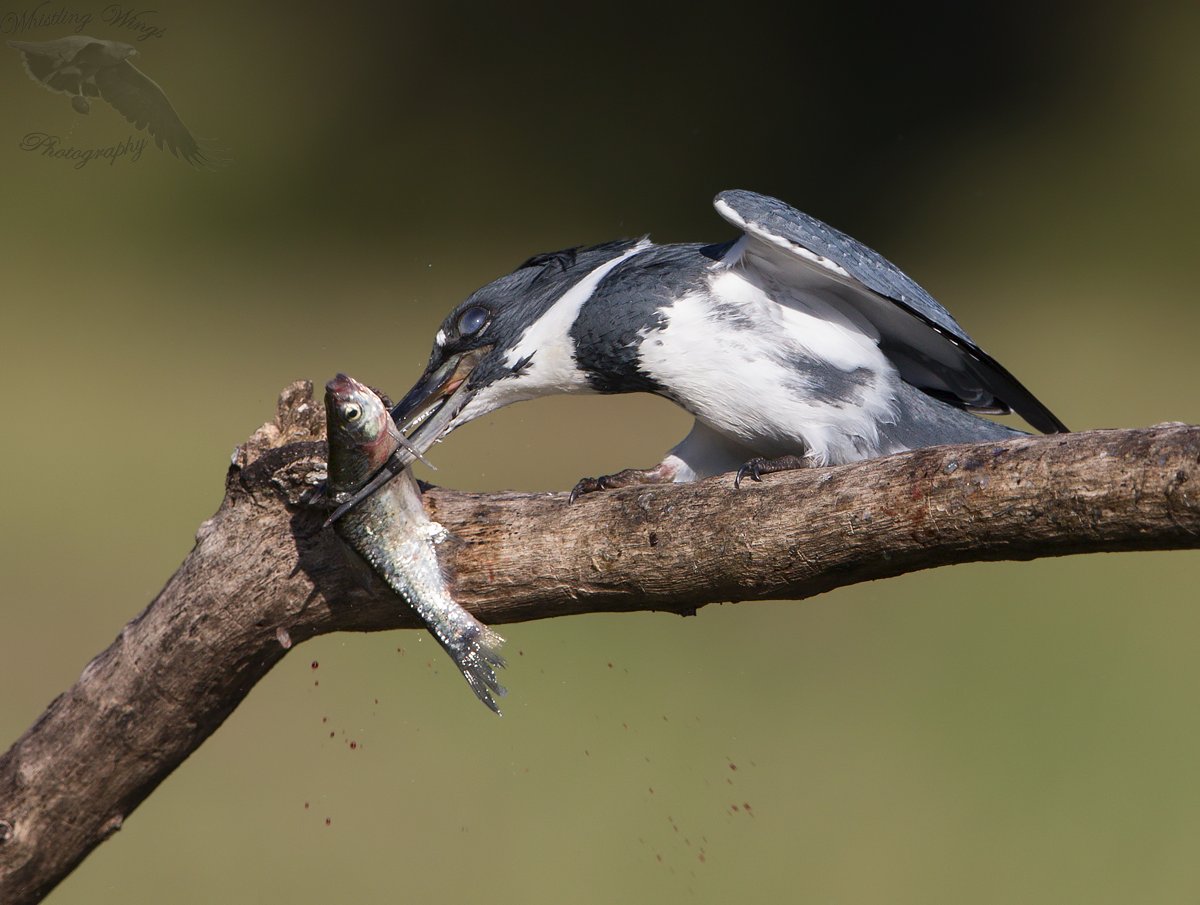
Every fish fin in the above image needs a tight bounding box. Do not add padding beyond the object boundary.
[434,530,471,554]
[442,624,507,715]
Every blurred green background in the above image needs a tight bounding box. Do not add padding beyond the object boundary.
[2,2,1199,902]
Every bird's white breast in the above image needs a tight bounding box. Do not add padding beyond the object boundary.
[501,239,654,390]
[635,266,903,464]
[449,240,654,429]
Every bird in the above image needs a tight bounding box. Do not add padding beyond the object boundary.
[8,35,217,167]
[329,190,1067,520]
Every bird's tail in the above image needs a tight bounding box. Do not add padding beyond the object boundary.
[881,382,1029,452]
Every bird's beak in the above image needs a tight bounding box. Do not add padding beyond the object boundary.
[320,347,489,528]
[393,346,490,447]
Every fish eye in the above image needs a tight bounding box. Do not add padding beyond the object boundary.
[457,306,489,336]
[344,403,362,422]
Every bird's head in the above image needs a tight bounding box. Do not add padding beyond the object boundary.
[394,238,650,448]
[102,41,137,61]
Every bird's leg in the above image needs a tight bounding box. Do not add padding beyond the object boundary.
[734,455,814,489]
[70,88,90,114]
[569,461,679,503]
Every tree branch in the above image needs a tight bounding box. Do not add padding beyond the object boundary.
[1,380,1197,903]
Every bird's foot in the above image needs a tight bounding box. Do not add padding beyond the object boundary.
[569,463,677,503]
[734,455,813,489]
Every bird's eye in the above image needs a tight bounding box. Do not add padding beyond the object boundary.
[344,403,362,423]
[458,306,489,336]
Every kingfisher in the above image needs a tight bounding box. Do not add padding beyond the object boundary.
[327,189,1066,522]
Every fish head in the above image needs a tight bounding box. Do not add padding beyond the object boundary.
[324,374,398,491]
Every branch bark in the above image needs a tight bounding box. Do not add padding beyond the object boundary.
[1,380,1197,903]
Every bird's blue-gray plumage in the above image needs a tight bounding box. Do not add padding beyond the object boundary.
[715,190,970,340]
[712,189,1066,433]
[377,190,1067,497]
[569,243,719,394]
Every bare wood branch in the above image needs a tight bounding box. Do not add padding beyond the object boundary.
[1,380,1197,903]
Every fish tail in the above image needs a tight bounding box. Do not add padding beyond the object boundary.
[441,623,507,716]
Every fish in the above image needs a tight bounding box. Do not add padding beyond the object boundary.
[323,373,506,714]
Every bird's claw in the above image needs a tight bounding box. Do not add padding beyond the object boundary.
[568,465,675,502]
[734,454,812,489]
[569,475,610,503]
[734,458,769,489]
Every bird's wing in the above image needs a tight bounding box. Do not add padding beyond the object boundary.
[7,37,99,95]
[70,39,126,69]
[94,59,210,167]
[712,190,1067,433]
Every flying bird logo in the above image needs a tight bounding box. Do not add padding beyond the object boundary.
[8,35,221,168]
